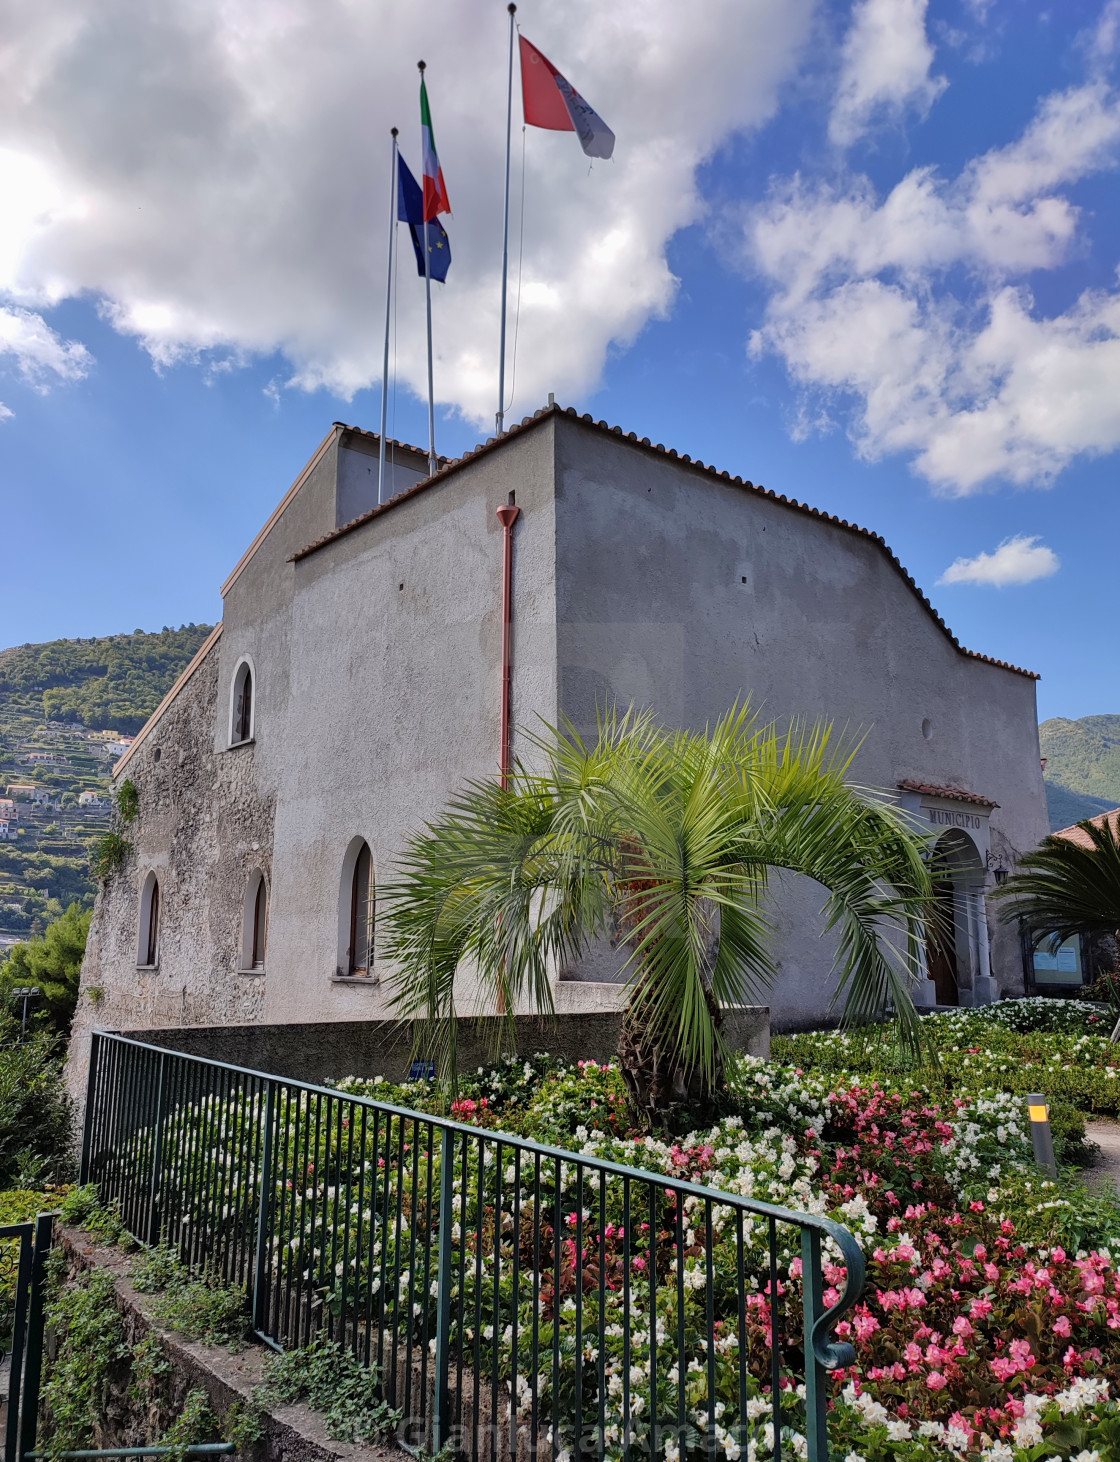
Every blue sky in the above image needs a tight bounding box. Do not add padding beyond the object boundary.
[3,0,1119,721]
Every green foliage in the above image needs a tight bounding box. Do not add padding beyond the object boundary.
[222,1399,266,1454]
[0,1016,73,1187]
[131,1241,249,1348]
[1040,713,1120,830]
[40,1260,133,1459]
[90,831,132,881]
[116,777,139,823]
[58,1184,131,1247]
[994,814,1120,950]
[255,1335,400,1444]
[158,1388,219,1460]
[0,624,214,735]
[382,704,933,1118]
[0,901,91,1031]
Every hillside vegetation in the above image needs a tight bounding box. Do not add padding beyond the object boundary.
[1040,713,1120,831]
[0,624,212,735]
[0,624,213,938]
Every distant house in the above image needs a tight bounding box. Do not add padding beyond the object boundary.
[0,799,15,820]
[6,784,39,801]
[106,739,135,759]
[0,821,11,842]
[78,790,103,808]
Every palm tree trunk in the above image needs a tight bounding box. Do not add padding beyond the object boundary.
[617,977,724,1130]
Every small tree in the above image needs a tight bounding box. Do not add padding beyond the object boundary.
[0,901,92,1034]
[381,706,932,1125]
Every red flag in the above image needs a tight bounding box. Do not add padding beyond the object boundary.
[519,35,615,159]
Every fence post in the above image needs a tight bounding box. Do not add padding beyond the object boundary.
[252,1082,276,1335]
[78,1032,101,1186]
[801,1226,828,1462]
[432,1126,456,1455]
[146,1051,168,1247]
[17,1212,55,1462]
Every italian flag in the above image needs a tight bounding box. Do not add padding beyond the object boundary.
[420,77,451,222]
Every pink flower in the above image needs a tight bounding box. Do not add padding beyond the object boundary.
[970,1297,993,1319]
[926,1371,948,1390]
[952,1316,973,1338]
[632,1256,647,1270]
[1053,1314,1072,1338]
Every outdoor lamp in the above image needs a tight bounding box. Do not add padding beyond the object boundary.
[986,850,1008,885]
[1026,1093,1057,1179]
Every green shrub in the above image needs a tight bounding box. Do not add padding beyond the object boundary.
[116,779,139,824]
[40,1260,132,1459]
[0,1017,73,1187]
[90,832,131,882]
[255,1335,400,1444]
[58,1183,130,1247]
[132,1241,248,1348]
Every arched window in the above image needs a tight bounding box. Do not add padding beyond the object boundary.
[230,659,254,745]
[241,871,268,972]
[348,841,375,976]
[138,872,161,968]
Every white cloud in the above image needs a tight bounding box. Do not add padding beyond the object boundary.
[0,0,815,425]
[829,0,947,146]
[0,402,13,422]
[747,82,1120,493]
[0,305,91,389]
[938,534,1059,586]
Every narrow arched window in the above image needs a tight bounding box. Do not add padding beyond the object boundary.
[348,842,374,975]
[232,663,253,744]
[251,871,269,964]
[139,872,160,968]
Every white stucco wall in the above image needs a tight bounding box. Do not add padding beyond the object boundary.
[551,419,1049,1024]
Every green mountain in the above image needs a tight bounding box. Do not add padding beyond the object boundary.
[0,624,213,940]
[1040,714,1120,832]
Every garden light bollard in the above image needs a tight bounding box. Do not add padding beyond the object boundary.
[1027,1093,1057,1180]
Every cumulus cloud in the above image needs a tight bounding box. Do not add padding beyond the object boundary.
[0,0,814,425]
[829,0,947,146]
[0,305,92,415]
[938,534,1059,587]
[747,81,1120,493]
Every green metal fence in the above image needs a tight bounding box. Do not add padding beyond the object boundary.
[80,1030,865,1462]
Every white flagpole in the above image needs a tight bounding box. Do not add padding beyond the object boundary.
[496,3,516,436]
[378,127,399,506]
[419,60,437,477]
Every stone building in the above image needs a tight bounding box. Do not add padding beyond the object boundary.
[69,404,1049,1090]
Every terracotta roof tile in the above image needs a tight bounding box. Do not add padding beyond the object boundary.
[898,780,1000,808]
[1053,808,1120,847]
[289,403,1039,682]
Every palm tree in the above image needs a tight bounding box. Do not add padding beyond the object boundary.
[993,816,1120,1034]
[379,705,932,1125]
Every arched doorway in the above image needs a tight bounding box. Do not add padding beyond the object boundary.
[927,829,985,1006]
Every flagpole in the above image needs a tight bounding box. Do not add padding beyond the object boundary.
[378,128,399,506]
[497,3,516,436]
[419,60,437,477]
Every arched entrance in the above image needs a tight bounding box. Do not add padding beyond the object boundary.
[927,829,986,1006]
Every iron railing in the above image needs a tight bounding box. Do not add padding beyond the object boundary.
[2,1214,53,1462]
[80,1030,865,1462]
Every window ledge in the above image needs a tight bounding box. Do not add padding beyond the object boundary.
[226,737,255,751]
[136,963,159,972]
[237,967,266,976]
[331,975,380,987]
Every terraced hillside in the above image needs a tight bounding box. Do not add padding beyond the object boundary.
[0,625,213,943]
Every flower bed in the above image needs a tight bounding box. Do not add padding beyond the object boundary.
[109,1000,1120,1462]
[335,1002,1120,1460]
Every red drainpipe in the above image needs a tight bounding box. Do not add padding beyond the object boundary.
[496,501,520,789]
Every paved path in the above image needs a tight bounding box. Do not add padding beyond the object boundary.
[1086,1119,1120,1198]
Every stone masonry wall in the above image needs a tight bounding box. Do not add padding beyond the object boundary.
[68,635,275,1102]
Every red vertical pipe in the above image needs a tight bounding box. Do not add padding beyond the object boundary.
[496,503,520,789]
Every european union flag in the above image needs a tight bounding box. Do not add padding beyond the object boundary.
[397,154,451,283]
